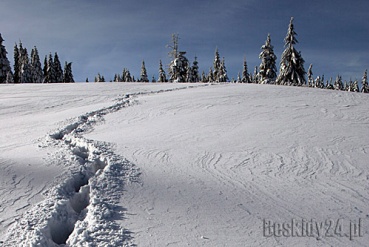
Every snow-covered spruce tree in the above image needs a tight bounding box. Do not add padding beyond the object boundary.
[314,76,324,88]
[307,64,313,87]
[191,56,199,82]
[241,58,251,83]
[334,75,343,90]
[16,42,25,82]
[125,69,132,82]
[352,80,359,92]
[213,47,221,82]
[53,52,63,83]
[13,43,20,83]
[30,46,43,83]
[178,52,189,82]
[167,34,190,82]
[186,66,193,82]
[43,55,48,82]
[258,34,277,84]
[121,68,126,82]
[276,17,306,86]
[44,53,55,83]
[170,52,189,82]
[253,66,258,84]
[167,33,179,82]
[237,72,241,83]
[63,61,74,83]
[95,73,104,82]
[19,46,32,83]
[201,71,207,82]
[347,79,353,91]
[361,69,368,93]
[326,77,334,89]
[121,68,127,82]
[121,70,125,82]
[343,80,348,91]
[158,60,167,82]
[0,34,12,83]
[140,60,149,82]
[207,67,214,82]
[219,57,228,82]
[113,74,119,82]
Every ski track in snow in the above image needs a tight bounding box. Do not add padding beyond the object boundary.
[3,84,209,246]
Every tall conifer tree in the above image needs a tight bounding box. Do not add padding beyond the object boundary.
[53,52,63,83]
[258,34,277,84]
[63,61,74,83]
[219,57,228,82]
[140,60,149,82]
[191,56,200,82]
[361,69,368,93]
[30,46,43,83]
[241,57,251,83]
[158,60,167,82]
[213,47,221,82]
[277,17,306,86]
[0,34,12,83]
[44,53,55,83]
[13,43,20,83]
[19,46,32,83]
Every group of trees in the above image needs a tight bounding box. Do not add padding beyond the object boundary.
[0,33,74,83]
[101,17,367,94]
[88,17,367,92]
[2,17,367,91]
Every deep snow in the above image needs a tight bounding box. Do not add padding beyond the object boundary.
[0,83,368,246]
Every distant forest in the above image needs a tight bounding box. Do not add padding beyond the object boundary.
[0,35,73,84]
[0,18,367,93]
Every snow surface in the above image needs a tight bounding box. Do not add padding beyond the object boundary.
[0,83,368,246]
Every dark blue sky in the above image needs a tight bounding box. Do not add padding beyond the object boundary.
[1,0,368,82]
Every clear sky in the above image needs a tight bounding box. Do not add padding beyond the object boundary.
[1,0,368,82]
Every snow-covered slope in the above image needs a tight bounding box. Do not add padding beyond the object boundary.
[0,83,196,246]
[1,83,368,246]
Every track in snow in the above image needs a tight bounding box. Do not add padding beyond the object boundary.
[3,84,209,246]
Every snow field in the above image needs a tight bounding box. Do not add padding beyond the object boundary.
[87,84,369,246]
[0,82,368,246]
[0,83,204,246]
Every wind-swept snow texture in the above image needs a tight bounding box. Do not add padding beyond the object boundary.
[87,84,369,247]
[0,83,368,246]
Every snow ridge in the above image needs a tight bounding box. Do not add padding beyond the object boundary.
[3,84,208,246]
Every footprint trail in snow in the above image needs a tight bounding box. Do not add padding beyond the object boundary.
[3,85,206,246]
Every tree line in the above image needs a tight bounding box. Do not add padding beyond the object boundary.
[1,17,367,92]
[0,34,74,83]
[97,17,368,93]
